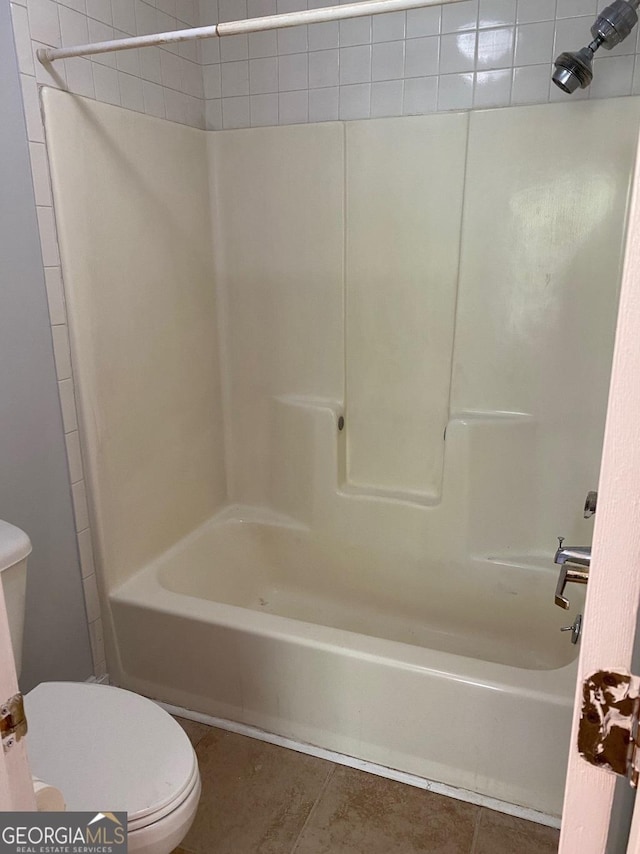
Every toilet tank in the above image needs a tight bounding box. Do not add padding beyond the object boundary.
[0,521,31,677]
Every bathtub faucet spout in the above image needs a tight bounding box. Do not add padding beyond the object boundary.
[554,541,591,567]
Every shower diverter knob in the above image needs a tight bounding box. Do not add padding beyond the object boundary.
[584,491,597,518]
[561,614,583,645]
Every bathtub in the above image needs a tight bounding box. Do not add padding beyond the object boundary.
[109,510,580,819]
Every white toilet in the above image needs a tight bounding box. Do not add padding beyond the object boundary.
[0,519,201,854]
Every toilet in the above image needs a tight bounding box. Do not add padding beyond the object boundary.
[0,520,201,854]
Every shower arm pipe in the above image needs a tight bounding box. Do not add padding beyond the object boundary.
[37,0,465,63]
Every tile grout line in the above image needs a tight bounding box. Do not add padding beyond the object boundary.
[289,763,337,854]
[469,807,484,854]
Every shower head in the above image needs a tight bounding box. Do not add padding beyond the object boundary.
[552,0,640,94]
[552,46,595,94]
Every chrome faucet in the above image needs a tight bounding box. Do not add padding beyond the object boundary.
[554,540,592,567]
[554,536,591,609]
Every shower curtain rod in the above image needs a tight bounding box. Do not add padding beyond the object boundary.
[37,0,464,63]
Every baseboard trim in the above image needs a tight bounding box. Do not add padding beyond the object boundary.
[156,699,561,831]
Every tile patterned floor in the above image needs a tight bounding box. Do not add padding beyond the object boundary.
[172,717,559,854]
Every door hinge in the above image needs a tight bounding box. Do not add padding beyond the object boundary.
[579,670,640,786]
[0,693,27,751]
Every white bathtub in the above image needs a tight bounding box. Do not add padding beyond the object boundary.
[110,511,580,819]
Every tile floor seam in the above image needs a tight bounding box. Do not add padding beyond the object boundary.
[469,807,484,854]
[289,762,337,854]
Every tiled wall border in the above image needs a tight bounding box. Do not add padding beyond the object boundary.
[12,0,205,127]
[201,0,640,129]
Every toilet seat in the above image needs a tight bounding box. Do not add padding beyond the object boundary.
[127,760,200,832]
[24,681,199,829]
[128,771,201,854]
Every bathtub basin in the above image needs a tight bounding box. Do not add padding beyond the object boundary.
[110,512,579,818]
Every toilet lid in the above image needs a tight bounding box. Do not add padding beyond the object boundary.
[25,682,197,824]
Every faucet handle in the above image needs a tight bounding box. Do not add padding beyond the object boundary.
[555,563,589,609]
[557,536,565,550]
[555,565,570,610]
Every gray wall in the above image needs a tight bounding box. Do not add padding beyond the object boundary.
[0,5,93,691]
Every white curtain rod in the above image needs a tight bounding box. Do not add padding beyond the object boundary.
[37,0,464,63]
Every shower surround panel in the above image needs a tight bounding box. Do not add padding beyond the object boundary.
[42,88,640,817]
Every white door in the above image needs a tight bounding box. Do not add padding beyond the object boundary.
[559,130,640,854]
[0,578,35,810]
[629,800,640,854]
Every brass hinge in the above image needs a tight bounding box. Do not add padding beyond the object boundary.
[578,670,640,786]
[0,693,27,751]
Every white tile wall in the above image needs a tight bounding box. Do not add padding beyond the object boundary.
[201,0,640,128]
[13,1,640,132]
[12,0,205,130]
[9,0,640,676]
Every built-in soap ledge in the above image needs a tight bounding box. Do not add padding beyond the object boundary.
[274,394,344,416]
[448,410,534,424]
[337,482,441,507]
[339,411,534,508]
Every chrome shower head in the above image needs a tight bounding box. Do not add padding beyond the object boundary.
[552,0,640,93]
[552,46,595,94]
